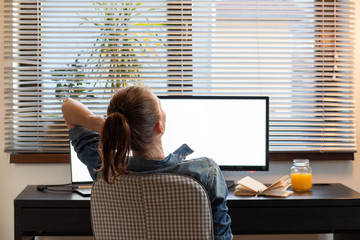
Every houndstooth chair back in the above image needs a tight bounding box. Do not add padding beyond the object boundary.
[90,173,214,240]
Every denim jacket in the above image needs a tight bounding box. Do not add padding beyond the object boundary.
[69,126,233,240]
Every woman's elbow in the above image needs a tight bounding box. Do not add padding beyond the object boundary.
[61,98,73,114]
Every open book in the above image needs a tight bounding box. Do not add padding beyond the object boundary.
[234,175,294,197]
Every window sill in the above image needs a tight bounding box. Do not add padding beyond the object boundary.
[10,152,354,164]
[10,153,70,163]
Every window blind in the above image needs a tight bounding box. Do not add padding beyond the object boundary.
[4,0,355,154]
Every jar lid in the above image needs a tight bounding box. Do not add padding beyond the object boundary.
[293,159,309,166]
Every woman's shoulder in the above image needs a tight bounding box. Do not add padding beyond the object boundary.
[184,156,217,166]
[178,157,222,175]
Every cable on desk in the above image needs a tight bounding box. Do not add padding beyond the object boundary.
[37,183,74,193]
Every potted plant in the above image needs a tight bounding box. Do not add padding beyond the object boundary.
[52,2,163,98]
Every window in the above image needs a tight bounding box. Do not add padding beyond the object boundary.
[4,0,355,162]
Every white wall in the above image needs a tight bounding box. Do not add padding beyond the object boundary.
[1,1,359,240]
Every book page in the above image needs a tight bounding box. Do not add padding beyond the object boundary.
[262,175,291,193]
[263,190,293,198]
[237,176,267,192]
[234,185,259,196]
[235,185,258,193]
[234,191,257,196]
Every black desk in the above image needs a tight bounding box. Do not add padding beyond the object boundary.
[14,184,360,240]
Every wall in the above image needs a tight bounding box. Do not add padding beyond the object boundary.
[0,1,359,239]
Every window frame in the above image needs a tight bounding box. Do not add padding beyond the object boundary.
[5,0,356,163]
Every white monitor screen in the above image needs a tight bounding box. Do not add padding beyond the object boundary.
[160,96,269,171]
[70,144,93,183]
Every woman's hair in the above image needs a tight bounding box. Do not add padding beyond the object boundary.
[98,85,161,183]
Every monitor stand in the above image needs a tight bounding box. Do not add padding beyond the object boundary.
[226,180,235,189]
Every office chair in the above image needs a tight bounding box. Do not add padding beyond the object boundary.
[90,173,214,240]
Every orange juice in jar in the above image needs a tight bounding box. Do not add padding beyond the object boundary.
[290,159,312,192]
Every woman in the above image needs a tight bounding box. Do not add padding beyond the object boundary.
[62,85,233,240]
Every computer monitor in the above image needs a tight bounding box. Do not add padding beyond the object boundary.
[159,96,269,171]
[70,143,93,184]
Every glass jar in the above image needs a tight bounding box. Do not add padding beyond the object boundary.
[290,159,312,192]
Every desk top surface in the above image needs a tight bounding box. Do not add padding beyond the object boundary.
[227,183,360,207]
[14,183,360,208]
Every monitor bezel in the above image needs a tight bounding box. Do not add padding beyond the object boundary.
[158,95,269,172]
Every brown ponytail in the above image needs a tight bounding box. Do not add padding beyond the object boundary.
[98,85,161,183]
[99,112,131,183]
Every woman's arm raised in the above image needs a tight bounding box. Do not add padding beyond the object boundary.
[61,98,105,134]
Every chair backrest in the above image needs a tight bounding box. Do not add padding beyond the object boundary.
[90,173,214,240]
